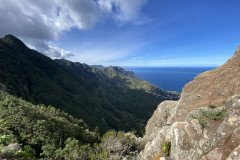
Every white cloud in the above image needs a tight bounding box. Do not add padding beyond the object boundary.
[23,38,73,59]
[0,0,102,39]
[98,0,150,25]
[45,43,73,59]
[0,0,149,59]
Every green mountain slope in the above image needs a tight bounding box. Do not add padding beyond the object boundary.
[0,35,175,135]
[0,91,145,159]
[55,60,179,100]
[0,90,100,159]
[54,59,167,123]
[92,65,180,100]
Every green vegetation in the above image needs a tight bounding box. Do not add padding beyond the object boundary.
[91,65,180,99]
[0,90,99,159]
[0,34,180,159]
[200,108,227,121]
[0,91,144,159]
[197,118,208,128]
[89,130,144,159]
[208,104,216,109]
[161,140,171,155]
[0,34,177,135]
[189,114,197,119]
[189,108,227,128]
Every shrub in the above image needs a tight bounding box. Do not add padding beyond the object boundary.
[208,104,216,109]
[91,130,144,159]
[161,140,171,155]
[15,150,33,160]
[200,108,227,121]
[188,108,227,128]
[189,114,196,119]
[0,135,12,146]
[198,118,208,128]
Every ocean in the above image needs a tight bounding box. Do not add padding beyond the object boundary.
[124,67,216,93]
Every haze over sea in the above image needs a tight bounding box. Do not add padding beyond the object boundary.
[124,67,216,93]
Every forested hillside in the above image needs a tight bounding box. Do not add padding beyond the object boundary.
[0,90,144,159]
[0,35,178,135]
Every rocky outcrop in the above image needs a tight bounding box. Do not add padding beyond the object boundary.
[139,46,240,160]
[175,46,240,122]
[0,143,21,159]
[139,95,240,160]
[144,101,178,141]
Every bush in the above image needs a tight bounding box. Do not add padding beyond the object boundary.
[200,108,227,121]
[189,114,196,119]
[90,130,144,159]
[188,108,227,128]
[198,118,208,128]
[0,91,99,159]
[161,140,171,155]
[0,135,11,146]
[208,104,216,109]
[15,150,33,160]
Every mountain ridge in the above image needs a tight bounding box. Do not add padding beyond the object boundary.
[91,64,180,100]
[0,34,178,135]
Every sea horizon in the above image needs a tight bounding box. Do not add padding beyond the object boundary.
[124,66,216,93]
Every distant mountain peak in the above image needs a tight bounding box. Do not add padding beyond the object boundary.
[1,34,26,48]
[3,34,17,39]
[91,65,105,70]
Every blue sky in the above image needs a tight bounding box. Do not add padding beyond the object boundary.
[1,0,240,67]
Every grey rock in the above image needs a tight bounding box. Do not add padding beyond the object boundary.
[1,143,21,151]
[139,95,240,160]
[144,100,178,141]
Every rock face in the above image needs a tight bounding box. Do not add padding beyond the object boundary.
[0,143,21,159]
[139,46,240,160]
[139,94,240,160]
[175,46,240,122]
[144,100,178,141]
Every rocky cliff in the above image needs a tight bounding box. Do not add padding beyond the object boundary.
[175,46,240,122]
[139,46,240,160]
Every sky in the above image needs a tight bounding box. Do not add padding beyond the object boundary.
[0,0,240,67]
